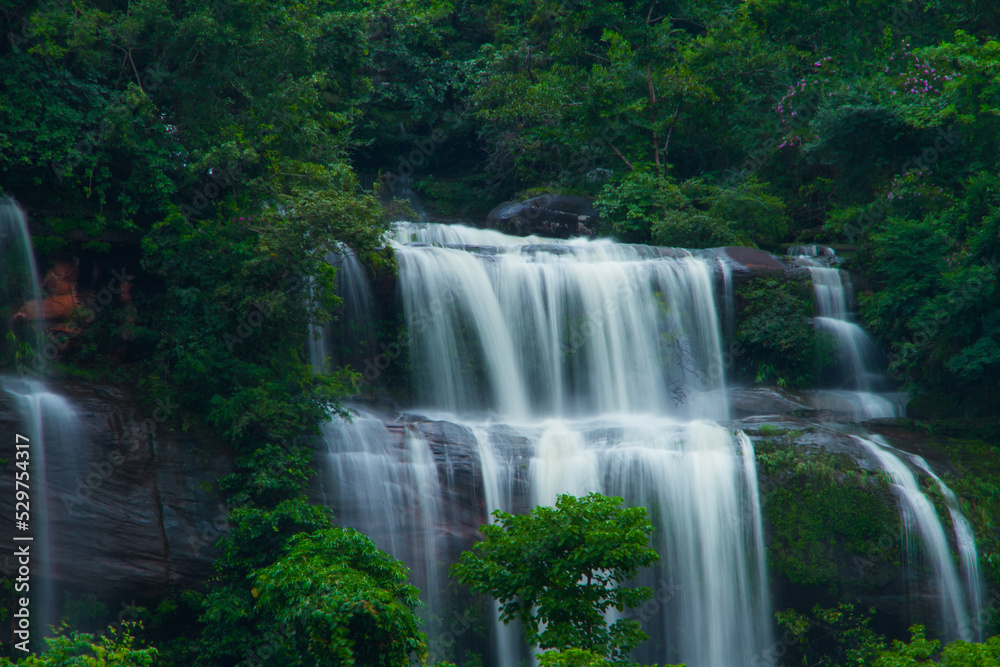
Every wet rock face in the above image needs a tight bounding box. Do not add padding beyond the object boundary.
[485,194,601,238]
[310,414,496,570]
[729,386,811,419]
[0,379,233,601]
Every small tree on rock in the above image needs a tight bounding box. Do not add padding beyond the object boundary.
[451,493,659,664]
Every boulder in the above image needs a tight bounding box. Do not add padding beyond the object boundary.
[485,194,600,238]
[713,246,795,280]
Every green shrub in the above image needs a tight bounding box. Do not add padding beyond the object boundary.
[736,277,830,388]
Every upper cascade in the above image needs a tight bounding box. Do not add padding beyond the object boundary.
[788,245,904,419]
[391,222,728,421]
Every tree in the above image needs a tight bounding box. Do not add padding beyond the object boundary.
[248,527,428,667]
[451,493,658,664]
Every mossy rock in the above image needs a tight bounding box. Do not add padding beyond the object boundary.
[756,437,899,594]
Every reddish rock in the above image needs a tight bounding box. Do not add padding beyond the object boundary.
[717,246,786,274]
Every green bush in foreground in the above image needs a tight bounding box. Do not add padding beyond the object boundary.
[0,623,156,666]
[252,527,427,667]
[777,604,1000,667]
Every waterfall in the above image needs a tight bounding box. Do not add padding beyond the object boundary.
[853,435,976,642]
[1,377,85,642]
[393,221,556,246]
[394,225,727,421]
[0,197,100,646]
[457,417,771,666]
[471,425,528,666]
[1,198,45,365]
[908,454,985,640]
[789,247,904,419]
[317,223,770,666]
[310,246,377,372]
[786,245,983,644]
[716,256,735,344]
[317,224,983,663]
[314,412,445,635]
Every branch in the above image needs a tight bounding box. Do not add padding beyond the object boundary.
[607,141,635,171]
[662,105,681,176]
[127,48,144,93]
[647,63,660,170]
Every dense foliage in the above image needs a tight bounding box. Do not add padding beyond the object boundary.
[452,493,658,663]
[2,0,1000,663]
[251,528,427,666]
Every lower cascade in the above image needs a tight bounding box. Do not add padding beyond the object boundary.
[318,411,772,666]
[855,435,984,643]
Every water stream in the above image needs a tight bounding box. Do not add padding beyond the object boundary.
[789,246,905,420]
[854,434,976,642]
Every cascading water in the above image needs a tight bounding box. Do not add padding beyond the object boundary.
[320,222,771,666]
[0,198,88,642]
[314,412,445,634]
[908,453,985,640]
[310,246,377,372]
[461,416,770,666]
[1,197,45,359]
[787,245,983,643]
[717,256,735,342]
[1,378,84,640]
[853,435,980,642]
[394,223,728,420]
[318,224,986,662]
[789,246,904,419]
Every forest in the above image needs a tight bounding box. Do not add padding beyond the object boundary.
[0,0,999,665]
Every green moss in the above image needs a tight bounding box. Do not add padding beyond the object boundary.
[757,423,786,437]
[757,439,899,592]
